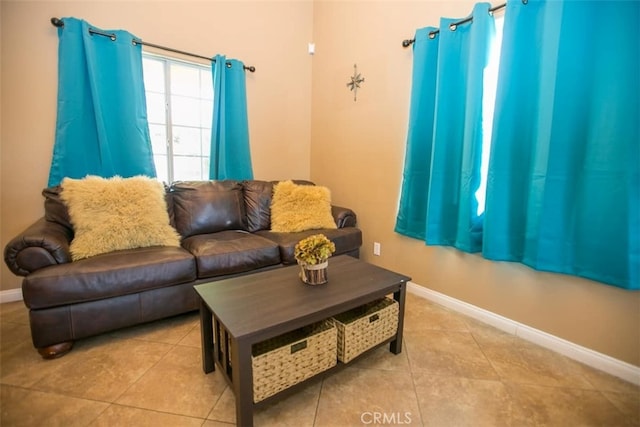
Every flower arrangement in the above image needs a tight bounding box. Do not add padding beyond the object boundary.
[294,234,336,266]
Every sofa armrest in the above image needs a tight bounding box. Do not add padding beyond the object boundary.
[4,217,73,276]
[332,205,357,228]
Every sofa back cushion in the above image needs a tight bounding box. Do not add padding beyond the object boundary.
[43,186,73,230]
[243,180,316,232]
[170,180,247,238]
[243,180,275,232]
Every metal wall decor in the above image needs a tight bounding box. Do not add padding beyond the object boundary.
[346,64,365,101]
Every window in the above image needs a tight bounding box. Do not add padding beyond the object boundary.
[142,55,213,183]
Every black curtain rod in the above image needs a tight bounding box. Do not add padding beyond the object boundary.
[402,2,510,48]
[50,17,255,72]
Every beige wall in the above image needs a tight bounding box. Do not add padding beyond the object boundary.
[310,1,640,367]
[1,0,638,368]
[0,1,314,291]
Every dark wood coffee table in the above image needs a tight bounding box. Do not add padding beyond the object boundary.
[194,255,410,427]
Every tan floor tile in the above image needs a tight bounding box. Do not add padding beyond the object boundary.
[207,376,323,426]
[601,391,640,426]
[346,343,411,372]
[0,300,22,312]
[179,323,204,348]
[108,312,199,345]
[0,301,29,325]
[405,330,499,380]
[405,294,469,333]
[1,322,77,389]
[481,341,597,389]
[315,367,422,426]
[208,386,237,424]
[1,384,109,427]
[0,318,31,347]
[32,336,174,401]
[254,380,322,427]
[117,344,227,418]
[202,420,236,427]
[465,317,520,348]
[601,390,640,425]
[91,404,205,426]
[505,382,632,426]
[412,372,512,427]
[580,365,640,394]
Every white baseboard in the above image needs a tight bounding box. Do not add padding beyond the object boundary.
[407,282,640,387]
[0,288,23,304]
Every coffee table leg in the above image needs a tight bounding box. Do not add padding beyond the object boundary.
[231,337,254,427]
[199,299,215,373]
[390,281,407,354]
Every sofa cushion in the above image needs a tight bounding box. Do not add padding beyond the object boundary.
[171,180,247,238]
[182,230,281,278]
[270,180,337,232]
[43,186,73,230]
[257,227,362,264]
[60,176,181,261]
[22,246,197,310]
[243,180,317,232]
[243,180,275,232]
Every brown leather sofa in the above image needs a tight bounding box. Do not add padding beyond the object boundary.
[4,180,362,359]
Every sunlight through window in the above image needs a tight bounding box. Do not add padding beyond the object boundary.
[143,55,213,183]
[476,15,504,216]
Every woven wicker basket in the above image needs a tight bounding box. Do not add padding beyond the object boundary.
[251,319,337,402]
[332,298,399,363]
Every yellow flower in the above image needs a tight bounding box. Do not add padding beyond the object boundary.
[294,234,336,265]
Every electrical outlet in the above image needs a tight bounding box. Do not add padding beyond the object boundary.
[373,242,381,256]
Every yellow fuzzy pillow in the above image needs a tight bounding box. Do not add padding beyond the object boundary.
[61,175,181,260]
[270,180,337,232]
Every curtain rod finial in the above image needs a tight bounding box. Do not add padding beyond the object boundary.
[402,39,415,48]
[51,17,64,28]
[245,66,256,73]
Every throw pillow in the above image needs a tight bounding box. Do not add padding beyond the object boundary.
[270,180,337,232]
[61,175,181,261]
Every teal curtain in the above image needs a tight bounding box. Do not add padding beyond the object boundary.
[394,26,439,240]
[426,3,494,252]
[483,0,639,290]
[395,4,495,252]
[210,55,253,180]
[48,17,155,187]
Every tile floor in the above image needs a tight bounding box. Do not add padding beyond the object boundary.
[1,292,638,426]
